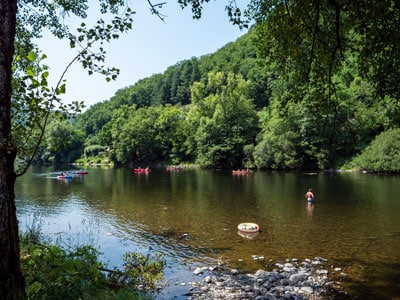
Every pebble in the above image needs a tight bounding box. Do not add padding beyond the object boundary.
[193,267,209,275]
[186,257,346,299]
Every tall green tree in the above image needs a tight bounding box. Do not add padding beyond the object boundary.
[155,105,192,164]
[253,102,305,169]
[36,119,85,164]
[190,72,258,167]
[110,105,164,164]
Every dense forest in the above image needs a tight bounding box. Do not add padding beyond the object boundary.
[34,26,400,172]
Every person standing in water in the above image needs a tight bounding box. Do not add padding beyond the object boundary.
[305,188,315,202]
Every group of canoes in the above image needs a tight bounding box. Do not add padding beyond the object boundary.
[134,166,187,173]
[57,170,88,179]
[166,165,185,171]
[232,168,254,175]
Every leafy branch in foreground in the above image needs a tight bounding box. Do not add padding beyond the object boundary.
[13,2,135,176]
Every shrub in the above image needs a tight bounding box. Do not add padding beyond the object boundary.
[20,231,165,299]
[352,128,400,173]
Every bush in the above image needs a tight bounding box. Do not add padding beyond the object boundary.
[20,231,165,299]
[352,128,400,173]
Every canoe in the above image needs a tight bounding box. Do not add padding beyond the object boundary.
[232,169,254,175]
[134,168,151,173]
[237,222,259,233]
[57,175,72,180]
[75,171,88,175]
[166,166,185,171]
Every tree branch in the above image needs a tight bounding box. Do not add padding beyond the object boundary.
[147,0,167,22]
[15,48,85,177]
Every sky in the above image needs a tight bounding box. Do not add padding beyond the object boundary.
[38,1,250,110]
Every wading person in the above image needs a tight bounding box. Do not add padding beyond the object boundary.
[305,188,315,202]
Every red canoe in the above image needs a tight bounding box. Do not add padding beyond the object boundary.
[76,171,88,175]
[134,168,151,173]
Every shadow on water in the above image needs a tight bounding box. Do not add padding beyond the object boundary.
[330,258,400,299]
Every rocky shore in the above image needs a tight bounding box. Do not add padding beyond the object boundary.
[183,257,351,299]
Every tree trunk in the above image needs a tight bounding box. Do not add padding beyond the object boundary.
[0,0,27,298]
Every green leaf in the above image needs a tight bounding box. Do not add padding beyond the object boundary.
[56,83,66,95]
[27,52,37,62]
[41,71,49,80]
[27,66,35,77]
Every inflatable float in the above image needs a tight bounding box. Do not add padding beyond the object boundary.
[237,222,259,233]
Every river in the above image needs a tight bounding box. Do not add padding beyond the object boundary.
[15,166,400,299]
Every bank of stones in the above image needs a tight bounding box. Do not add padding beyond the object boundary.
[186,257,348,299]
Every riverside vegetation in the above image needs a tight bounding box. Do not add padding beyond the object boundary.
[20,227,166,300]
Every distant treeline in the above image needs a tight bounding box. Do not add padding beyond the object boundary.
[34,28,400,172]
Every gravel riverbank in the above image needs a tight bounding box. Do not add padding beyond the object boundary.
[180,257,352,299]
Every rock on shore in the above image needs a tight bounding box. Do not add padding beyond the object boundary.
[186,257,349,299]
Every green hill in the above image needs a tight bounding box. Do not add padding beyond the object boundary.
[37,27,400,172]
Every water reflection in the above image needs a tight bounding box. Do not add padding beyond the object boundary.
[237,231,259,239]
[306,201,314,217]
[57,178,72,185]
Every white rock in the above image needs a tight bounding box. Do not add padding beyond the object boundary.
[193,266,208,275]
[289,273,309,282]
[255,269,266,276]
[301,286,314,294]
[334,267,342,272]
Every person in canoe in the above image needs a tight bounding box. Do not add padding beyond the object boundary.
[305,188,315,202]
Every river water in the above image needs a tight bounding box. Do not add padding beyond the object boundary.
[15,166,400,299]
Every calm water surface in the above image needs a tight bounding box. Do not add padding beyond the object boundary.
[15,166,400,299]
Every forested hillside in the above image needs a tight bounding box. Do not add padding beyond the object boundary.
[36,27,400,171]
